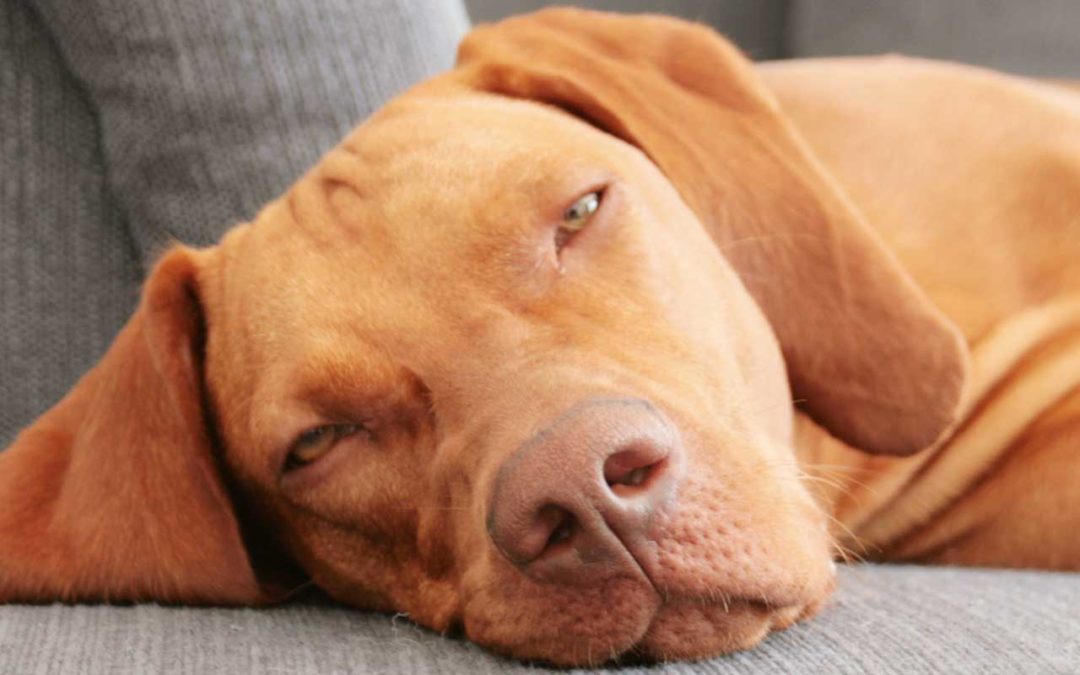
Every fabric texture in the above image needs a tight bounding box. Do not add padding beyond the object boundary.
[466,0,789,60]
[0,0,142,446]
[0,0,469,446]
[2,565,1078,673]
[789,0,1080,77]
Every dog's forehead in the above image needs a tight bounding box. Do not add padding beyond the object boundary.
[339,92,620,206]
[269,92,637,288]
[215,93,634,385]
[310,94,612,268]
[353,90,596,160]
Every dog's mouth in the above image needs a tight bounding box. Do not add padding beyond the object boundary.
[613,518,833,663]
[477,583,832,667]
[458,499,837,666]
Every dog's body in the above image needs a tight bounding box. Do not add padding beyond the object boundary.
[763,58,1080,567]
[1,9,1077,666]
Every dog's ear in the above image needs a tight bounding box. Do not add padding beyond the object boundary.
[0,247,263,603]
[457,9,969,456]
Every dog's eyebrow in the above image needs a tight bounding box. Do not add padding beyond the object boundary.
[278,346,426,422]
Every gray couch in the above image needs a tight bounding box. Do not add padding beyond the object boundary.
[2,0,1078,672]
[2,566,1078,673]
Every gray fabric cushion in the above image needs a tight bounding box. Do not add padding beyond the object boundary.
[2,565,1078,673]
[0,0,469,446]
[465,0,788,60]
[30,0,470,257]
[0,0,142,447]
[789,0,1080,77]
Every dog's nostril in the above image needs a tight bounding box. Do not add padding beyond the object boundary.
[531,505,576,560]
[603,444,667,494]
[607,462,663,496]
[546,511,575,548]
[623,466,649,486]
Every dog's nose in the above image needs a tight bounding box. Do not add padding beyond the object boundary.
[486,398,685,584]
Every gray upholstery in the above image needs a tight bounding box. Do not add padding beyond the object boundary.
[0,0,468,446]
[468,0,1080,78]
[2,0,1079,672]
[29,0,469,258]
[789,0,1080,77]
[0,0,142,445]
[466,0,789,60]
[2,566,1078,673]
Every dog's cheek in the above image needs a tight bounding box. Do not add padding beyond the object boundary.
[258,505,408,610]
[649,467,836,609]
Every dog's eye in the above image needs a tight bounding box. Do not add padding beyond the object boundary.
[285,423,364,470]
[556,190,602,249]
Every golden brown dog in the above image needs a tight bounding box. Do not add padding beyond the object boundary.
[1,8,1078,665]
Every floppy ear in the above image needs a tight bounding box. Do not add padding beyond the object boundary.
[0,247,263,603]
[456,9,970,456]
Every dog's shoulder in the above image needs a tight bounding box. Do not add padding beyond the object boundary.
[757,55,1080,341]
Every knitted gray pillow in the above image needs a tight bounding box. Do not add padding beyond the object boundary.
[0,0,469,445]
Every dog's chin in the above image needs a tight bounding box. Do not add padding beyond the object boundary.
[630,594,829,663]
[462,556,837,667]
[498,592,830,667]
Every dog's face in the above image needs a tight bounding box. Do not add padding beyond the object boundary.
[203,94,835,661]
[0,9,968,667]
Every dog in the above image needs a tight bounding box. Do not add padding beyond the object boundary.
[1,8,1078,665]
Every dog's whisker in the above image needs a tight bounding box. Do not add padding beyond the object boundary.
[788,460,883,497]
[805,470,882,498]
[798,473,856,500]
[714,231,831,253]
[823,512,872,559]
[272,578,317,603]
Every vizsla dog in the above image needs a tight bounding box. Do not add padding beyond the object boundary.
[2,8,1078,665]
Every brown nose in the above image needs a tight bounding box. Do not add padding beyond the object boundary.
[487,398,685,584]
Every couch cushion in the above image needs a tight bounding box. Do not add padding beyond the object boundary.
[28,0,470,259]
[465,0,788,60]
[0,0,468,444]
[1,565,1077,673]
[789,0,1080,77]
[0,0,141,448]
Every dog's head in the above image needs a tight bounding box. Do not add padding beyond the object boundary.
[0,9,968,665]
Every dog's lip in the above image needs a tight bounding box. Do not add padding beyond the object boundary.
[649,587,810,617]
[474,589,814,666]
[595,594,811,665]
[618,564,837,663]
[464,529,836,665]
[600,549,837,663]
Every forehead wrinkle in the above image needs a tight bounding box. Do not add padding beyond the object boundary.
[302,93,619,278]
[282,148,379,250]
[352,144,589,302]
